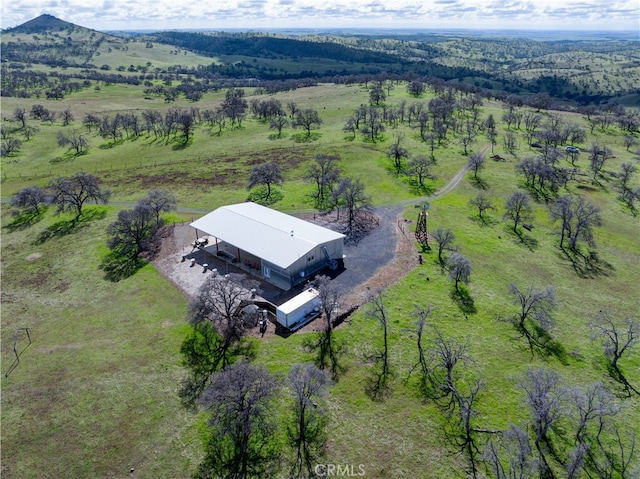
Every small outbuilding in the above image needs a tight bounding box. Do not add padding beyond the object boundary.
[190,202,345,290]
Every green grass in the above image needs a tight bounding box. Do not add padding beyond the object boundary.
[1,206,201,478]
[2,81,639,478]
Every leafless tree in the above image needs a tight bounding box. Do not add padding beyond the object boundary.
[305,275,345,380]
[269,113,288,138]
[61,108,74,126]
[467,151,486,181]
[57,130,89,156]
[407,154,435,188]
[432,227,456,264]
[48,172,111,221]
[468,194,495,224]
[507,284,556,355]
[106,204,157,259]
[13,108,27,128]
[198,362,281,479]
[248,162,284,199]
[503,190,533,235]
[591,310,640,396]
[138,189,177,226]
[11,185,49,215]
[333,176,373,241]
[387,133,409,175]
[408,305,436,398]
[550,195,601,251]
[293,108,323,138]
[447,253,472,292]
[189,273,261,370]
[288,363,331,478]
[429,328,471,407]
[519,368,564,478]
[483,425,536,479]
[305,154,341,210]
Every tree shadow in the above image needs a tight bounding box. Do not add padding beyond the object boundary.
[408,180,436,196]
[268,133,287,141]
[49,155,76,165]
[171,139,192,150]
[292,132,321,143]
[468,215,497,227]
[450,286,477,316]
[365,358,392,402]
[35,208,107,244]
[247,187,283,206]
[469,177,489,190]
[4,209,47,232]
[99,251,148,282]
[303,330,346,381]
[559,247,614,279]
[505,226,539,251]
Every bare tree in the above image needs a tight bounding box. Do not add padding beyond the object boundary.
[468,195,495,224]
[589,143,612,181]
[11,185,49,215]
[57,130,89,156]
[550,195,601,251]
[248,162,284,199]
[407,80,425,97]
[507,284,556,355]
[198,362,280,479]
[467,152,486,181]
[288,363,331,478]
[106,204,157,259]
[519,368,564,478]
[387,133,409,175]
[432,227,456,264]
[305,154,341,210]
[590,310,640,396]
[293,108,323,138]
[189,273,260,370]
[61,108,74,126]
[306,275,345,379]
[48,172,111,221]
[13,108,27,128]
[138,189,177,226]
[483,425,535,479]
[334,176,373,241]
[503,190,533,235]
[407,154,434,188]
[447,253,472,292]
[269,114,288,138]
[361,107,386,143]
[221,88,247,127]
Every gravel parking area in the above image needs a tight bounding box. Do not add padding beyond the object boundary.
[152,205,419,329]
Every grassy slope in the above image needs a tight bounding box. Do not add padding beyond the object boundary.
[0,206,202,478]
[1,82,639,478]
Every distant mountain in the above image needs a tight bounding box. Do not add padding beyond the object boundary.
[6,14,78,34]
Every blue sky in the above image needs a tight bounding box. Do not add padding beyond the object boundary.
[2,0,639,32]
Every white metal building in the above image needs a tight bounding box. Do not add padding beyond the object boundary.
[190,202,345,290]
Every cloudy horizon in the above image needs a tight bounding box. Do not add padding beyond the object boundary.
[2,0,639,33]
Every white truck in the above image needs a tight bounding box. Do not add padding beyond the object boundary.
[276,288,321,330]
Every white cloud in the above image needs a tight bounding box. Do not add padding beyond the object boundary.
[1,0,638,31]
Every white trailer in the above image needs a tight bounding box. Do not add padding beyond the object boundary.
[276,288,321,330]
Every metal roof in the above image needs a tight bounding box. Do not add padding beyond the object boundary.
[190,203,345,269]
